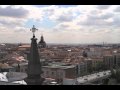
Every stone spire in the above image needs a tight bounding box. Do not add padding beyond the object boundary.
[40,35,44,42]
[38,35,46,48]
[25,25,44,85]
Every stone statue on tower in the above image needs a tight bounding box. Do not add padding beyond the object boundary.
[30,25,38,37]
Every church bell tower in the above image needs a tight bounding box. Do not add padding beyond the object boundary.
[25,25,44,85]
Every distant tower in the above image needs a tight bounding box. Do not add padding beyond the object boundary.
[16,64,20,72]
[82,50,88,58]
[103,42,104,46]
[38,35,46,48]
[25,25,44,85]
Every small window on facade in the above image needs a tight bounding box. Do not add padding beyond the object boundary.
[52,72,54,75]
[25,69,27,72]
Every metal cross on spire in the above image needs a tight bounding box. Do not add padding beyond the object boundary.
[30,25,38,37]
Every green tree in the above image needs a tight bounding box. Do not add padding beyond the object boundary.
[115,69,120,83]
[108,78,117,85]
[110,68,116,78]
[102,78,109,85]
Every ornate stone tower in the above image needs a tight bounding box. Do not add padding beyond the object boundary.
[38,35,46,48]
[25,25,44,85]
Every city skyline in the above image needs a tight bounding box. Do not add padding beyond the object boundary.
[0,5,120,44]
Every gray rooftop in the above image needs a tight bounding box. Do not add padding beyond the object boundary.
[77,70,111,84]
[12,63,28,67]
[6,72,27,82]
[0,81,21,85]
[43,65,75,69]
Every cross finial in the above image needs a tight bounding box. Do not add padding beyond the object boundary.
[30,25,38,37]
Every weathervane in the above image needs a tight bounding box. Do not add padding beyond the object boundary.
[30,25,38,37]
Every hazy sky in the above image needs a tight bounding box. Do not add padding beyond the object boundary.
[0,5,120,44]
